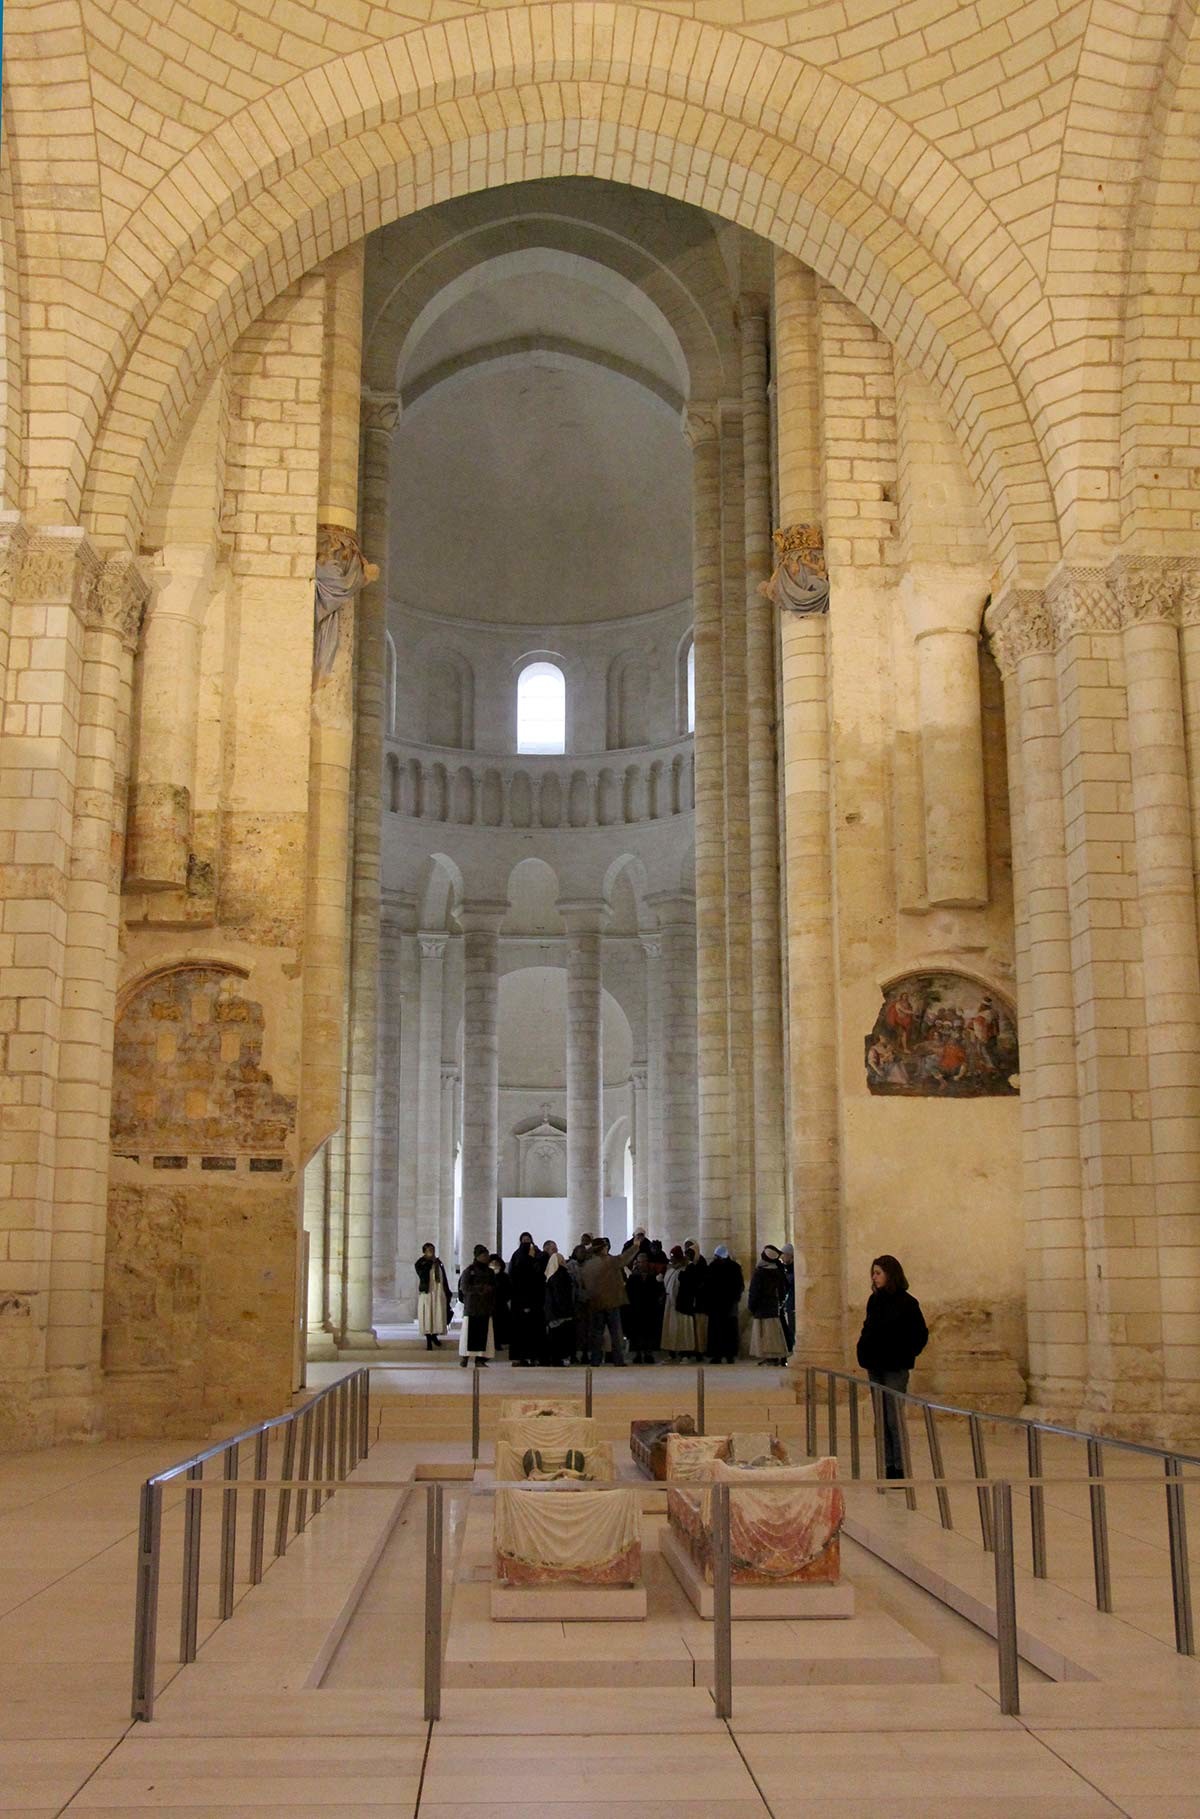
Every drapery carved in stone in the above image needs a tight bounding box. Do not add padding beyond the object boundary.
[760,524,830,617]
[313,523,379,678]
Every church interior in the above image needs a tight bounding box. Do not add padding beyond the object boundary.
[3,0,1200,1811]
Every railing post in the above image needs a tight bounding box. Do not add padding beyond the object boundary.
[804,1366,817,1458]
[1086,1437,1112,1614]
[179,1461,203,1664]
[848,1379,861,1480]
[274,1418,297,1557]
[992,1480,1020,1715]
[218,1441,239,1621]
[711,1480,733,1719]
[1165,1456,1195,1657]
[924,1405,953,1531]
[348,1376,360,1470]
[362,1369,371,1456]
[310,1399,326,1517]
[471,1362,481,1461]
[696,1365,705,1437]
[324,1388,339,1503]
[424,1482,444,1722]
[826,1374,838,1462]
[249,1428,269,1586]
[585,1365,593,1416]
[969,1413,994,1551]
[295,1404,313,1534]
[870,1384,886,1494]
[1027,1426,1047,1579]
[131,1480,163,1722]
[896,1390,917,1511]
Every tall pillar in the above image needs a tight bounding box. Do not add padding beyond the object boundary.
[641,933,667,1236]
[1117,559,1200,1430]
[901,566,990,907]
[772,253,842,1362]
[562,902,607,1242]
[630,1062,649,1231]
[439,1063,459,1272]
[459,904,504,1258]
[650,893,700,1246]
[125,547,212,891]
[720,404,755,1260]
[416,932,448,1247]
[393,932,420,1312]
[740,295,788,1248]
[373,908,406,1312]
[987,589,1089,1413]
[686,404,733,1255]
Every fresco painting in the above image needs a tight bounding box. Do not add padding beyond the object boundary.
[865,973,1018,1097]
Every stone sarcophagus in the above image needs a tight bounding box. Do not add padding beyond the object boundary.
[491,1486,645,1621]
[629,1413,697,1479]
[494,1413,615,1483]
[661,1439,853,1618]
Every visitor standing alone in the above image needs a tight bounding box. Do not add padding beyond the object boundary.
[415,1242,450,1350]
[855,1254,928,1479]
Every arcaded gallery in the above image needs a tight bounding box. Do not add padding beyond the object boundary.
[2,1,1200,1810]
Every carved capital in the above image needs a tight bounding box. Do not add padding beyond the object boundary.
[984,586,1052,676]
[629,1061,648,1090]
[761,523,829,617]
[418,931,449,961]
[682,403,720,448]
[360,391,400,437]
[0,513,28,601]
[16,529,104,620]
[1045,564,1122,642]
[1113,555,1200,629]
[95,555,151,652]
[639,936,662,960]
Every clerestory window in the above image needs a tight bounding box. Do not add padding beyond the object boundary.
[516,660,566,754]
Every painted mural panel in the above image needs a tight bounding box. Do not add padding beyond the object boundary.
[865,973,1018,1097]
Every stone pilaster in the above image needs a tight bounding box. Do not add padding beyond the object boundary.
[740,296,788,1250]
[641,933,667,1237]
[439,1063,459,1273]
[416,932,448,1249]
[649,893,700,1247]
[561,902,607,1242]
[125,546,212,891]
[630,1061,649,1232]
[686,404,733,1255]
[393,932,420,1306]
[459,903,504,1258]
[373,909,406,1312]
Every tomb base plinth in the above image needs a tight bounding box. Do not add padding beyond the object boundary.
[490,1583,647,1621]
[660,1525,855,1620]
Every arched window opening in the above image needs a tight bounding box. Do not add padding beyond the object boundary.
[686,639,695,734]
[517,660,566,754]
[676,630,695,736]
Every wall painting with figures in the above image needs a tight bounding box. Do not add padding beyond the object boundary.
[866,973,1019,1097]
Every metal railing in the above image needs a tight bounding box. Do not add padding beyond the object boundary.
[798,1364,1200,1660]
[131,1369,370,1722]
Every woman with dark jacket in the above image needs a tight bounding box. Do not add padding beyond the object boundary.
[704,1244,745,1363]
[415,1242,451,1350]
[747,1245,789,1365]
[855,1254,928,1479]
[488,1254,510,1353]
[625,1252,666,1363]
[542,1243,576,1364]
[508,1232,546,1367]
[457,1244,497,1367]
[677,1241,709,1361]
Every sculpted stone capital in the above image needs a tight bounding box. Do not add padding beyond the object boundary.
[360,391,400,437]
[418,931,449,961]
[1113,555,1200,629]
[682,403,720,448]
[984,585,1053,677]
[95,555,151,652]
[0,512,28,600]
[16,528,104,619]
[1044,564,1121,642]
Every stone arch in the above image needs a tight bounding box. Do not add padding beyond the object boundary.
[79,6,1061,579]
[416,852,463,932]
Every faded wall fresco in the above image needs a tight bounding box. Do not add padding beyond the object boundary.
[865,973,1018,1097]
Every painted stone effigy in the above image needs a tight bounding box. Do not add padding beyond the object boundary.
[865,973,1018,1097]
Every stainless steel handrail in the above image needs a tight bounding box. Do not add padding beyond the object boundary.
[131,1367,371,1722]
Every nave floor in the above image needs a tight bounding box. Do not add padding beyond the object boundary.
[1,1367,1199,1816]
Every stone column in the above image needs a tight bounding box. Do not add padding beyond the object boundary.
[46,554,147,1413]
[987,588,1089,1413]
[562,902,607,1242]
[459,904,504,1258]
[337,393,390,1346]
[439,1063,459,1272]
[773,253,841,1362]
[686,404,733,1255]
[630,1062,649,1231]
[393,933,420,1312]
[901,565,991,907]
[373,909,406,1313]
[1117,558,1200,1430]
[125,547,212,891]
[740,295,788,1248]
[416,932,448,1248]
[641,934,667,1236]
[650,893,700,1246]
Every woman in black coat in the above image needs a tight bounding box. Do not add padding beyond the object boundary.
[677,1241,709,1361]
[508,1232,546,1366]
[625,1253,666,1363]
[488,1254,510,1352]
[704,1245,745,1364]
[855,1254,928,1478]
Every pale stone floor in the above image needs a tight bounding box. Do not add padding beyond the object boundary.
[2,1359,1199,1816]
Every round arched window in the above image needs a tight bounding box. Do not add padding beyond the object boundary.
[516,661,566,754]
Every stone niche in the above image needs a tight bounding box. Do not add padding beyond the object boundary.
[104,964,298,1435]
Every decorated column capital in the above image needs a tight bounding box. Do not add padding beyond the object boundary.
[360,390,400,437]
[682,402,721,448]
[95,554,151,653]
[1044,562,1122,642]
[418,931,449,961]
[16,527,104,620]
[984,584,1053,677]
[1113,554,1200,629]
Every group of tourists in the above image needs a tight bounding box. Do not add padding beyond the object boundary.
[413,1231,799,1367]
